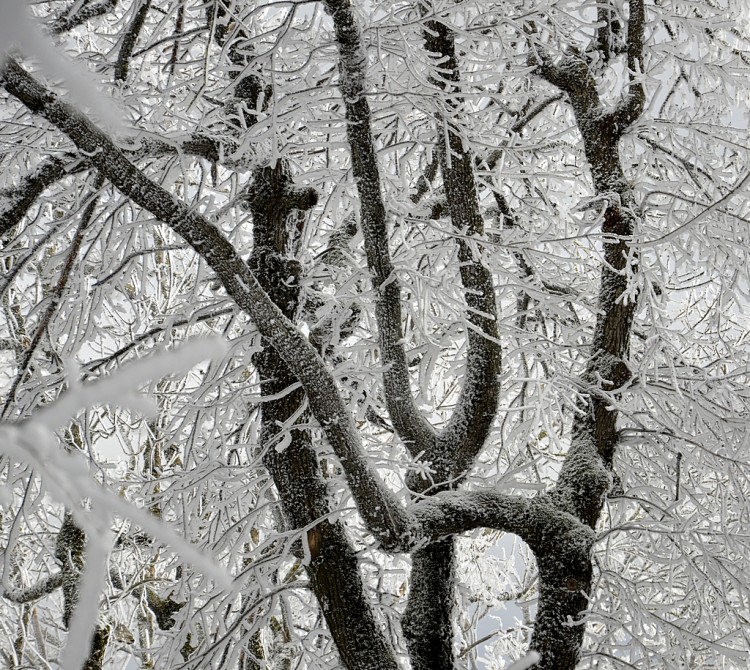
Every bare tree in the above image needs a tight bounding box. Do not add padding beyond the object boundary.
[1,1,750,669]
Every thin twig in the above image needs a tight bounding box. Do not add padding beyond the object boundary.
[1,177,105,419]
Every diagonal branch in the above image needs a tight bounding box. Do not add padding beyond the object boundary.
[1,572,63,604]
[50,0,118,35]
[0,154,85,240]
[1,175,104,420]
[82,304,235,378]
[0,134,224,241]
[0,57,413,550]
[114,0,152,82]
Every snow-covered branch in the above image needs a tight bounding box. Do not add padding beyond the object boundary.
[0,154,84,239]
[411,490,592,552]
[49,0,118,35]
[420,14,502,478]
[1,573,63,604]
[323,0,438,457]
[0,56,413,550]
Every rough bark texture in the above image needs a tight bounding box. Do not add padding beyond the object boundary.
[402,537,456,670]
[54,512,110,670]
[55,512,86,629]
[1,57,413,550]
[0,155,80,239]
[246,164,398,670]
[0,1,649,666]
[321,3,504,667]
[527,3,646,667]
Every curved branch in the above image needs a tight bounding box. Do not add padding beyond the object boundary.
[1,572,63,604]
[323,0,438,457]
[421,16,501,478]
[0,57,413,550]
[414,488,596,670]
[412,490,591,553]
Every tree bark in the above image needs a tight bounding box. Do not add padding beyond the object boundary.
[54,512,110,670]
[526,5,646,667]
[246,164,398,670]
[1,57,413,550]
[402,538,456,670]
[0,2,649,665]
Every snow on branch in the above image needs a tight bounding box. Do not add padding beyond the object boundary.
[1,572,63,604]
[411,489,593,554]
[323,0,438,457]
[0,0,123,133]
[0,338,233,585]
[0,57,414,550]
[0,154,85,240]
[0,337,232,670]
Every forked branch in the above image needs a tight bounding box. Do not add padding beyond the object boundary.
[1,57,412,551]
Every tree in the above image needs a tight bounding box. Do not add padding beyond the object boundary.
[1,0,750,668]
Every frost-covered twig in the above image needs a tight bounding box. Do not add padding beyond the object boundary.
[1,57,414,549]
[0,154,85,240]
[82,303,236,377]
[1,176,104,420]
[49,0,118,35]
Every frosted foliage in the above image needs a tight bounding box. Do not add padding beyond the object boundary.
[0,0,122,130]
[0,1,749,669]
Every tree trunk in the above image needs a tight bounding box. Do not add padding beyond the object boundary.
[247,165,398,670]
[54,512,111,670]
[402,538,456,670]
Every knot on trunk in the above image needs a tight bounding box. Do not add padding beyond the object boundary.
[242,164,319,255]
[585,351,631,392]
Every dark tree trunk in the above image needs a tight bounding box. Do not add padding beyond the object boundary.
[402,538,456,670]
[247,165,398,670]
[54,512,111,670]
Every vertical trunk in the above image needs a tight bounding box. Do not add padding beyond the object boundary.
[528,536,593,670]
[54,512,111,670]
[247,166,398,670]
[531,7,646,661]
[402,538,456,670]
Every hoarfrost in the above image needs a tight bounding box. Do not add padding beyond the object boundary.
[0,0,124,133]
[0,339,232,587]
